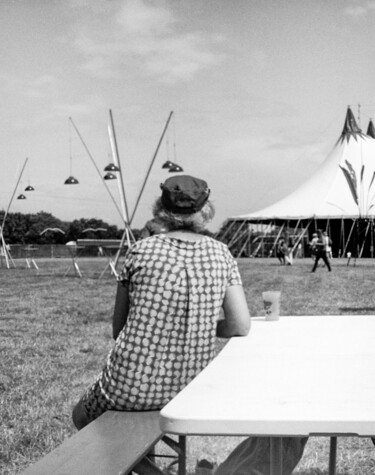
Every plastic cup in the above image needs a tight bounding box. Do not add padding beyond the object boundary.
[262,291,281,321]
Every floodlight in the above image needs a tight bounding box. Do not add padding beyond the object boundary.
[168,164,183,172]
[162,160,175,169]
[104,163,120,172]
[25,185,35,191]
[17,194,26,200]
[64,176,79,184]
[104,172,117,180]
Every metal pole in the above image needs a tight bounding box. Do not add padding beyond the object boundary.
[130,111,174,224]
[2,157,28,230]
[69,117,134,242]
[328,437,337,475]
[1,157,28,269]
[108,110,130,224]
[107,113,132,254]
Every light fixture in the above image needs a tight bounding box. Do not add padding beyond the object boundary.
[25,185,35,191]
[169,164,183,172]
[104,172,117,180]
[17,194,26,200]
[64,176,79,185]
[64,119,79,185]
[162,160,175,169]
[104,163,120,172]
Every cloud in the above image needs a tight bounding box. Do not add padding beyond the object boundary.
[71,0,223,83]
[116,0,175,35]
[0,72,59,103]
[344,0,375,17]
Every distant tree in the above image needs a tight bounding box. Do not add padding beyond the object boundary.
[0,210,125,244]
[66,218,121,241]
[2,212,29,244]
[26,212,67,244]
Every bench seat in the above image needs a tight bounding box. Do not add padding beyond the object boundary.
[22,411,164,475]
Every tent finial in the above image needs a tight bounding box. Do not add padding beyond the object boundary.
[341,106,362,142]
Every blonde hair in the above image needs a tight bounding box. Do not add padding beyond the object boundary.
[152,197,215,232]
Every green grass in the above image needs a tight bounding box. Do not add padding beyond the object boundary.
[1,257,375,474]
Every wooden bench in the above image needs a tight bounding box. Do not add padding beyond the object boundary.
[22,411,186,475]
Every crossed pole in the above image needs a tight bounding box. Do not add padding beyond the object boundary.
[1,157,28,269]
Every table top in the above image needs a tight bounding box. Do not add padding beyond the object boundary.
[160,315,375,437]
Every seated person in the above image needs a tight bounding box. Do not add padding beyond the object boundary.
[72,175,251,475]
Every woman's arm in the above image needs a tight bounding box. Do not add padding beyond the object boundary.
[112,281,130,340]
[217,285,251,338]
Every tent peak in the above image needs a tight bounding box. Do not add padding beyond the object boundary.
[367,118,375,139]
[340,107,362,142]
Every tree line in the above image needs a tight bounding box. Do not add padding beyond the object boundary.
[0,211,141,244]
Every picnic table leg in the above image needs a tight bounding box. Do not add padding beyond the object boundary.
[328,437,337,475]
[270,437,283,475]
[161,435,186,475]
[177,436,186,475]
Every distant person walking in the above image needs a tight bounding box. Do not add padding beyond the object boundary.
[284,235,294,265]
[324,230,333,258]
[311,229,332,272]
[276,238,287,265]
[309,232,319,260]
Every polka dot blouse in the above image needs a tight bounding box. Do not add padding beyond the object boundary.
[81,234,242,417]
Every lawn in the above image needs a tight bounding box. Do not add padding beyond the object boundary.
[1,256,375,474]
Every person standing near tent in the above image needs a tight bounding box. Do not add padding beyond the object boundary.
[311,229,332,272]
[72,174,251,475]
[284,234,294,265]
[324,230,333,258]
[309,232,319,260]
[276,237,287,264]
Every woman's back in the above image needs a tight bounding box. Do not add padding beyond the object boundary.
[110,234,241,410]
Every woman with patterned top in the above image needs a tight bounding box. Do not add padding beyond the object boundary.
[72,175,251,475]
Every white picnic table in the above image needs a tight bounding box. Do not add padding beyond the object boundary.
[160,315,375,474]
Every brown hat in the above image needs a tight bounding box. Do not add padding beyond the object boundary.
[160,175,210,214]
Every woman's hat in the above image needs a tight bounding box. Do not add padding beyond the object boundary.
[160,175,210,214]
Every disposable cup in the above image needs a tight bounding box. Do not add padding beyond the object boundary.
[262,291,281,321]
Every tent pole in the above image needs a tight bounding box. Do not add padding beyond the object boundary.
[248,228,253,256]
[371,219,374,258]
[359,220,370,258]
[340,217,344,258]
[265,222,272,257]
[292,219,301,235]
[237,229,253,257]
[261,222,265,257]
[230,227,250,249]
[354,218,360,265]
[217,219,237,242]
[343,220,356,258]
[270,222,285,257]
[291,219,312,254]
[227,220,246,248]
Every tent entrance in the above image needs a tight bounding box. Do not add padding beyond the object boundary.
[216,218,375,259]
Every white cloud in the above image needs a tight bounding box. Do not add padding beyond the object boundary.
[71,0,223,83]
[344,0,375,17]
[0,72,59,101]
[116,0,175,36]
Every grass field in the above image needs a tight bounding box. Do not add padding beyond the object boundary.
[1,256,375,474]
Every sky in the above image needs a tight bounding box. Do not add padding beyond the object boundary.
[1,0,375,233]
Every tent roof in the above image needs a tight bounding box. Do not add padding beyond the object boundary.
[367,119,375,139]
[231,107,375,221]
